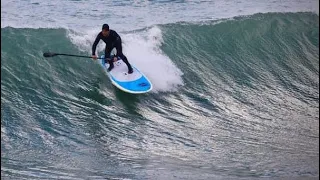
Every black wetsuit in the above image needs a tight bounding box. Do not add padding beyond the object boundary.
[92,30,132,71]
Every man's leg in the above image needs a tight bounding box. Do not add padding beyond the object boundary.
[115,39,133,73]
[105,46,114,71]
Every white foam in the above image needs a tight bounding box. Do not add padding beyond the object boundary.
[67,26,184,92]
[67,29,106,54]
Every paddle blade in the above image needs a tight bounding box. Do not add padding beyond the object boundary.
[43,52,57,57]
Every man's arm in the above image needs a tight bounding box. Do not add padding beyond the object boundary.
[92,33,101,55]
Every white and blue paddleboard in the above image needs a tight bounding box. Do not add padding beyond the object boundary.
[99,55,152,94]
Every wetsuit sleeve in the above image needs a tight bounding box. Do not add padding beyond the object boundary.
[92,33,101,55]
[111,30,121,41]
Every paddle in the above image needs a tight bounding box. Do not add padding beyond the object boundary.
[43,52,105,59]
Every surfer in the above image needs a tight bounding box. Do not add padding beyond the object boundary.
[92,24,133,74]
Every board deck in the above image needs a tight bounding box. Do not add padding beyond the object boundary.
[99,55,152,94]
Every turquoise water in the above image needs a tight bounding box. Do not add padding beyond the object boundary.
[1,1,319,179]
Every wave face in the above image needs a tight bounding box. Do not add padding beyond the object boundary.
[1,12,319,179]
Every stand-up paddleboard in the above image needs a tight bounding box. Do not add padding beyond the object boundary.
[99,55,152,94]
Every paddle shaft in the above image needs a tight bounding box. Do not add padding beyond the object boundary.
[43,52,117,61]
[53,53,104,59]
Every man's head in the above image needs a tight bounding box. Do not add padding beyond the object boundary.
[101,24,109,37]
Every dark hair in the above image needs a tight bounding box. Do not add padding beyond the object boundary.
[102,24,109,30]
